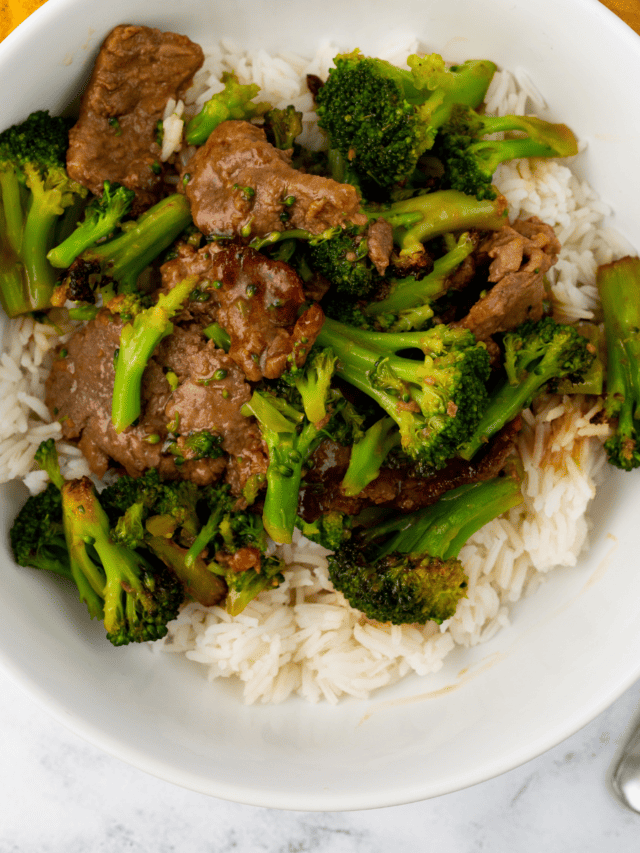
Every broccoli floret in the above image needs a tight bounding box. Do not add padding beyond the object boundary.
[62,477,184,645]
[242,347,355,543]
[596,256,640,470]
[315,51,496,190]
[33,437,65,489]
[341,416,401,497]
[46,181,135,269]
[435,103,579,200]
[101,472,282,615]
[365,231,476,330]
[10,482,70,578]
[328,475,522,624]
[305,224,384,298]
[185,71,271,146]
[459,317,595,460]
[316,318,490,473]
[295,511,352,551]
[262,105,304,150]
[181,430,225,460]
[110,276,200,433]
[101,472,228,605]
[0,110,88,317]
[53,194,192,304]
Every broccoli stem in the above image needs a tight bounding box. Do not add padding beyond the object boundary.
[111,276,199,433]
[365,231,475,323]
[262,421,321,544]
[203,322,231,352]
[368,476,523,559]
[184,505,225,568]
[385,189,507,258]
[47,182,135,269]
[82,194,192,293]
[241,389,318,544]
[597,256,640,470]
[0,168,24,257]
[341,416,400,497]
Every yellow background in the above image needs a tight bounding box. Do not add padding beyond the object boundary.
[2,0,640,41]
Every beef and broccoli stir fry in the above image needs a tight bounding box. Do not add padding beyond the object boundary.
[2,24,635,648]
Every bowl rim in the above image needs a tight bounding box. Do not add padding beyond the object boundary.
[2,0,640,812]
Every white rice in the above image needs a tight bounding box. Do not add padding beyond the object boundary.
[0,38,627,703]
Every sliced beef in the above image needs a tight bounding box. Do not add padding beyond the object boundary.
[44,311,265,492]
[366,218,394,276]
[161,244,325,382]
[67,25,204,212]
[454,217,561,342]
[182,120,367,239]
[159,242,223,327]
[298,417,521,520]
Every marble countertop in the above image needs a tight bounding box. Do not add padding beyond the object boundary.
[2,661,640,851]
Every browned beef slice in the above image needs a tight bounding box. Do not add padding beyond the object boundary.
[159,243,223,327]
[183,120,367,239]
[67,25,204,211]
[162,244,325,382]
[44,311,263,491]
[455,217,561,342]
[366,218,394,276]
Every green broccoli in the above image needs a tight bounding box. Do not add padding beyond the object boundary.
[254,189,506,294]
[0,110,88,317]
[315,50,496,190]
[316,318,490,472]
[10,482,69,578]
[596,256,640,470]
[242,347,356,543]
[262,105,304,150]
[54,193,192,304]
[459,317,595,461]
[341,416,401,497]
[110,276,200,433]
[62,476,184,645]
[101,471,283,615]
[295,511,352,551]
[435,103,579,200]
[47,181,135,269]
[328,475,522,624]
[185,71,271,146]
[365,231,476,330]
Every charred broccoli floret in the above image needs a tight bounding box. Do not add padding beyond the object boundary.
[328,475,522,624]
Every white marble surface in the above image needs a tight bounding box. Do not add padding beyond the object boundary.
[2,663,640,852]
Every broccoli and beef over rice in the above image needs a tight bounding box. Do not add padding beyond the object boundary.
[0,24,637,703]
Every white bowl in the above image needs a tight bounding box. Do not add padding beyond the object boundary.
[1,0,640,811]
